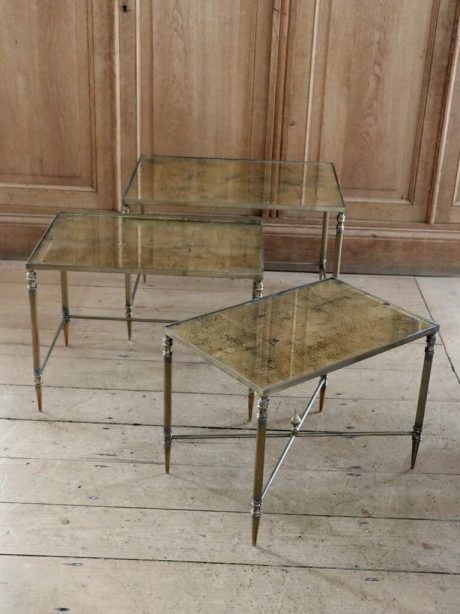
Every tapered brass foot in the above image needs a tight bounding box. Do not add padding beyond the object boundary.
[248,389,255,421]
[34,375,42,412]
[164,439,171,474]
[63,319,70,347]
[63,323,69,347]
[319,375,328,412]
[411,432,421,469]
[251,499,262,546]
[126,313,132,341]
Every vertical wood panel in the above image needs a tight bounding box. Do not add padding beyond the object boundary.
[431,3,460,223]
[0,0,93,186]
[311,0,437,221]
[137,0,273,158]
[0,0,115,227]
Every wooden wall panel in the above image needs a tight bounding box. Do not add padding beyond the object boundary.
[431,3,460,224]
[0,0,93,187]
[277,0,457,224]
[136,0,273,159]
[0,0,116,257]
[2,0,460,272]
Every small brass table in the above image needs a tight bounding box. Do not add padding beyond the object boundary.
[163,278,439,545]
[123,155,345,279]
[26,211,263,410]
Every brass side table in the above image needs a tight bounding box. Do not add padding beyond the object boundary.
[163,278,439,546]
[123,155,345,279]
[26,211,263,410]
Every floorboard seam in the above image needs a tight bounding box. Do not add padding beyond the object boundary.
[1,500,458,523]
[0,553,458,575]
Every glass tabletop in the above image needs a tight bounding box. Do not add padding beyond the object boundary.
[123,155,344,213]
[27,212,263,277]
[166,278,438,395]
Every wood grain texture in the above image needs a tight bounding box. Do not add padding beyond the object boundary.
[139,0,273,158]
[430,2,460,223]
[0,0,92,186]
[278,0,459,224]
[1,262,460,610]
[0,0,116,257]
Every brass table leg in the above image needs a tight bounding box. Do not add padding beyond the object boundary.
[411,334,436,469]
[27,270,42,411]
[163,335,173,473]
[125,274,133,340]
[319,212,329,280]
[251,395,269,546]
[333,212,345,278]
[60,271,70,347]
[319,374,328,412]
[248,278,264,421]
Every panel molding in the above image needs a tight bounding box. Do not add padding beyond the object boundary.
[0,0,116,224]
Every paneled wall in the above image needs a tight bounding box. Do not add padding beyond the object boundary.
[2,0,460,273]
[0,0,115,256]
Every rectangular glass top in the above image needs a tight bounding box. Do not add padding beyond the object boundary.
[123,155,344,213]
[166,278,438,395]
[27,212,263,278]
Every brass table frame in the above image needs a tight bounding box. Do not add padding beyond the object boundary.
[122,155,346,280]
[26,212,264,411]
[163,281,439,546]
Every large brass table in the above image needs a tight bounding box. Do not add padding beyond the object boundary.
[163,278,439,545]
[26,211,263,410]
[123,155,345,278]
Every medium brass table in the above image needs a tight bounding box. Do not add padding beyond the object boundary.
[123,155,345,278]
[26,211,263,410]
[163,278,439,545]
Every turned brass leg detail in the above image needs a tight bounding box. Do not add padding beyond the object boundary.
[163,336,173,473]
[252,395,269,546]
[319,375,328,412]
[411,334,436,469]
[333,212,345,278]
[252,278,263,299]
[60,270,70,347]
[319,212,329,280]
[125,274,133,340]
[27,270,42,411]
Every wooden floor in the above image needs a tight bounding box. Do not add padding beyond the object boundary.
[0,260,459,613]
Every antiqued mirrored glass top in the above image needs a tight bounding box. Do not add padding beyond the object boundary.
[123,155,344,213]
[27,212,263,277]
[167,279,438,394]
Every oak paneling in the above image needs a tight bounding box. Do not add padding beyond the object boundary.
[137,0,273,159]
[0,0,93,186]
[277,0,458,225]
[0,0,116,256]
[431,3,460,224]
